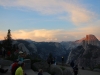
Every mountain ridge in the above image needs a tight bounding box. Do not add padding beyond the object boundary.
[0,34,100,64]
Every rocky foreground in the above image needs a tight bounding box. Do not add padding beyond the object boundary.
[2,66,100,75]
[0,59,100,75]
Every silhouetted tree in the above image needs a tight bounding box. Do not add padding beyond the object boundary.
[2,29,12,51]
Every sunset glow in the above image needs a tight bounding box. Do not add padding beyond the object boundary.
[0,0,100,41]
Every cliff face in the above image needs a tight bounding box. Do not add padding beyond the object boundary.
[66,46,85,64]
[67,45,100,68]
[79,45,100,68]
[82,34,100,48]
[67,35,100,68]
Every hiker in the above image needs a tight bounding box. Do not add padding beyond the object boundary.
[38,69,43,75]
[73,65,78,75]
[15,61,27,75]
[18,51,24,62]
[0,65,8,73]
[11,60,19,75]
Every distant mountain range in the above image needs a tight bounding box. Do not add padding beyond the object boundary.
[1,34,100,67]
[12,39,70,62]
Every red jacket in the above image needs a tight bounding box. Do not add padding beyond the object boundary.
[11,62,18,72]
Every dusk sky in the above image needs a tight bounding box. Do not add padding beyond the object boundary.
[0,0,100,42]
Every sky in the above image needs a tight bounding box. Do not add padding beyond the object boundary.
[0,0,100,42]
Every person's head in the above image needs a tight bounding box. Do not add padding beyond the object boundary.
[19,51,24,56]
[19,51,23,54]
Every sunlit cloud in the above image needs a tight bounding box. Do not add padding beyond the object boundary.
[0,25,100,42]
[0,0,99,41]
[0,0,96,25]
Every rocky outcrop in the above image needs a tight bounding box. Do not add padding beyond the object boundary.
[79,45,100,68]
[85,35,99,46]
[28,43,37,54]
[32,61,49,72]
[49,65,72,75]
[18,43,30,54]
[67,44,100,69]
[66,46,85,64]
[24,59,31,70]
[0,59,12,68]
[81,34,100,49]
[66,34,100,68]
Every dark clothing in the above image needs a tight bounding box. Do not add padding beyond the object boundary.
[11,62,18,75]
[73,66,78,75]
[38,72,43,75]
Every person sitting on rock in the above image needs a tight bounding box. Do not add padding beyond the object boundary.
[38,69,43,75]
[11,60,19,75]
[15,61,25,75]
[18,51,24,62]
[15,61,27,75]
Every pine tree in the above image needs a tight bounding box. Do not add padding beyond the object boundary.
[2,29,12,51]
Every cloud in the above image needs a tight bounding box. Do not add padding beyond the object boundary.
[68,7,95,25]
[12,29,64,41]
[0,0,96,25]
[0,25,100,42]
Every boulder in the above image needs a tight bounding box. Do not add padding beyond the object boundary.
[0,59,12,67]
[63,68,72,75]
[32,61,49,72]
[50,65,63,75]
[24,59,31,70]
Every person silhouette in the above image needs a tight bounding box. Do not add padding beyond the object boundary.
[73,65,78,75]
